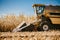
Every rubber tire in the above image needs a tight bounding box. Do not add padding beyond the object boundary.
[37,22,51,31]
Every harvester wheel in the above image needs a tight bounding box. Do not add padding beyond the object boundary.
[41,22,51,31]
[37,22,51,31]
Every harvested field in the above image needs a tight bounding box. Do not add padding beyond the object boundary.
[0,30,60,40]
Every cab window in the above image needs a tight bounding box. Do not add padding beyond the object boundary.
[36,6,45,14]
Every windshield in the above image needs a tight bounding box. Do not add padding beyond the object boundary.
[36,6,45,14]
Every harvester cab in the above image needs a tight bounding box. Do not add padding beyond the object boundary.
[33,4,45,15]
[33,4,45,19]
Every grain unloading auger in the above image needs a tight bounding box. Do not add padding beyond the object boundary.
[12,4,60,32]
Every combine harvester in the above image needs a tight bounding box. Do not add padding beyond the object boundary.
[12,4,60,32]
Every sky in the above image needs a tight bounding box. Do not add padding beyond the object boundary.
[0,0,60,16]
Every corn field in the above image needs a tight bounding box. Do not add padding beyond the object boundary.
[0,14,60,40]
[0,14,35,32]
